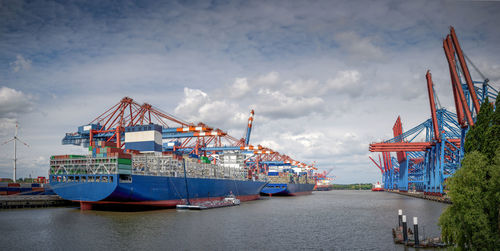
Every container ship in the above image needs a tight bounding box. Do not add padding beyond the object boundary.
[50,124,267,210]
[260,168,314,196]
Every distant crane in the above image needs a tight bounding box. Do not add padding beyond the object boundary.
[2,122,30,182]
[244,110,254,146]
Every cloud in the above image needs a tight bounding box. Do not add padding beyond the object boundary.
[174,87,243,129]
[1,0,500,183]
[281,132,322,148]
[174,88,209,119]
[229,78,250,98]
[334,32,384,60]
[10,55,32,72]
[282,79,321,97]
[255,88,324,119]
[324,70,362,97]
[0,86,34,118]
[0,118,17,137]
[256,71,280,85]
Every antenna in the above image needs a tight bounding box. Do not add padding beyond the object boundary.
[2,121,30,182]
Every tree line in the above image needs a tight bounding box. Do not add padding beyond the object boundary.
[438,95,500,249]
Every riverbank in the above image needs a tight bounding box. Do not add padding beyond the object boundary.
[330,183,372,190]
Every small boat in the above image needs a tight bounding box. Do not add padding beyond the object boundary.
[176,194,240,210]
[223,194,240,205]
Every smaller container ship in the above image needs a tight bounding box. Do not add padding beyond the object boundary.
[371,182,384,191]
[314,179,332,191]
[260,168,314,196]
[313,168,334,191]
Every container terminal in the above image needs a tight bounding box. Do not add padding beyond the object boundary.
[368,26,498,200]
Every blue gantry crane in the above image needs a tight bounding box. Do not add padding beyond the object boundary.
[369,26,498,196]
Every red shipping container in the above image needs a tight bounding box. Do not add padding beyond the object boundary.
[0,191,7,195]
[117,152,132,159]
[7,191,20,195]
[104,141,115,147]
[8,183,20,187]
[108,148,122,154]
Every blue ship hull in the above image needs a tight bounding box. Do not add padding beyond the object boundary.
[49,174,267,209]
[260,183,314,196]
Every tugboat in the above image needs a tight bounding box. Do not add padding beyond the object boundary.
[371,182,384,191]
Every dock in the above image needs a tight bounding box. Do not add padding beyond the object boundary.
[388,190,452,204]
[0,195,73,209]
[392,226,448,248]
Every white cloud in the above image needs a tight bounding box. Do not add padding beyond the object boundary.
[282,79,321,97]
[335,32,384,60]
[0,86,34,118]
[282,132,322,148]
[256,71,280,85]
[229,78,250,98]
[174,88,209,119]
[324,70,362,97]
[174,87,242,128]
[10,55,32,72]
[256,88,324,119]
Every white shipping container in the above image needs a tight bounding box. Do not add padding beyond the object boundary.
[125,130,162,145]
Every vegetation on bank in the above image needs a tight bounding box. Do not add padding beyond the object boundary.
[0,178,37,183]
[438,96,500,249]
[330,183,373,190]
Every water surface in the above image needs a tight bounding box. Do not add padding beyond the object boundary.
[0,190,447,250]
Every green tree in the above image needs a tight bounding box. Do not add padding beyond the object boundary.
[439,149,500,249]
[484,96,500,160]
[439,95,500,249]
[464,98,493,154]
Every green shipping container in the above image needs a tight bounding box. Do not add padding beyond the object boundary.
[118,158,132,165]
[69,155,86,159]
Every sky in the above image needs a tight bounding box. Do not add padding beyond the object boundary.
[0,0,499,183]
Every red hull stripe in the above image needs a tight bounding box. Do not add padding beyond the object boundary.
[288,191,313,196]
[78,194,260,210]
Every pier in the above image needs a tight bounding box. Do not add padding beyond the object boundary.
[0,195,73,209]
[388,190,451,204]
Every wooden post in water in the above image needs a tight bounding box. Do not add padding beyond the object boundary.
[413,217,419,247]
[402,215,408,244]
[398,209,403,227]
